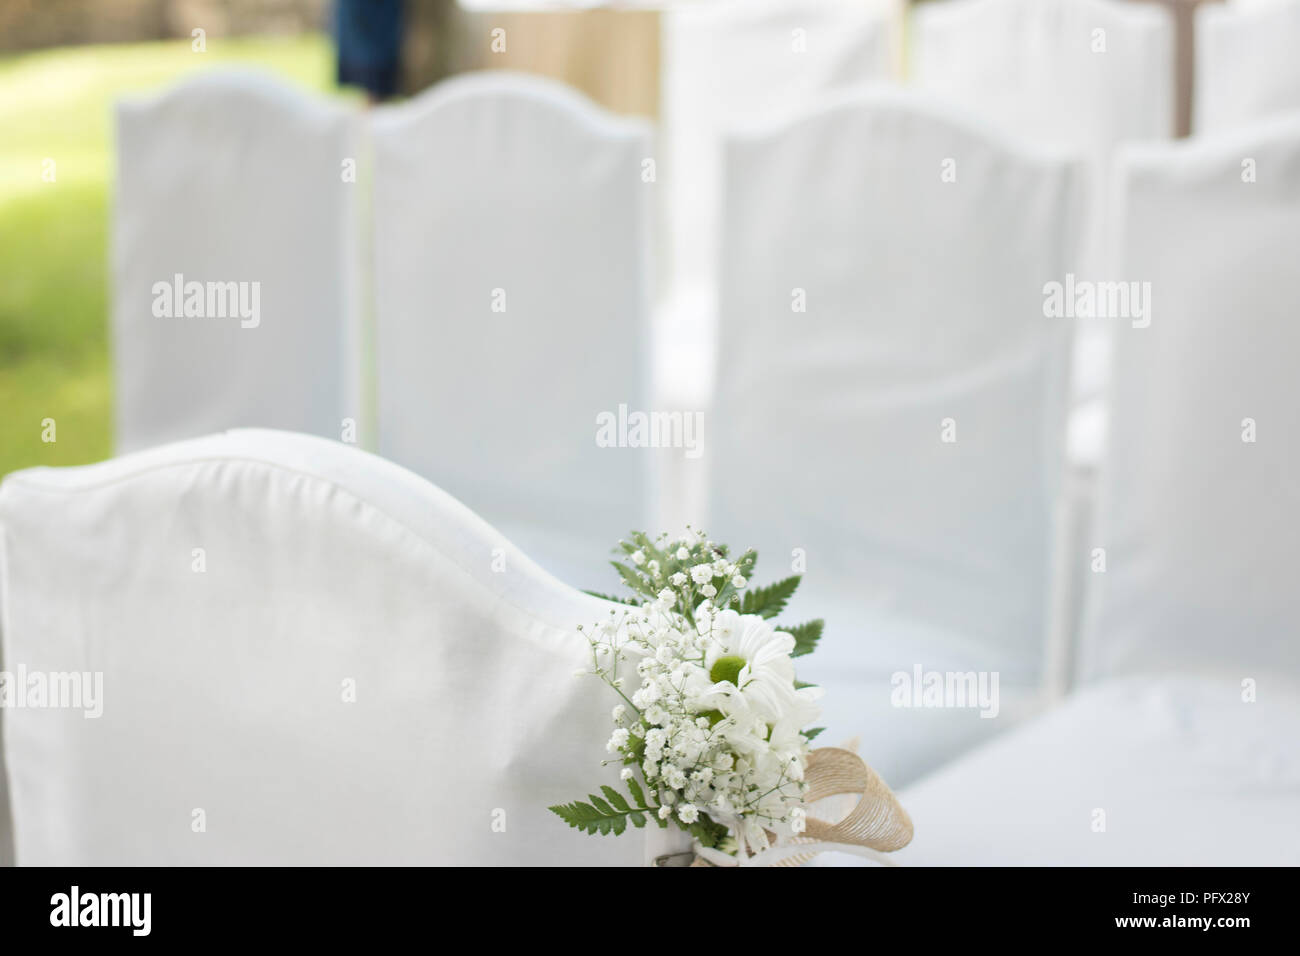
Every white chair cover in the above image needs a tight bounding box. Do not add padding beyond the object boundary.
[1078,115,1300,684]
[913,0,1174,443]
[1195,0,1300,133]
[815,675,1300,865]
[113,71,359,452]
[660,0,899,351]
[371,73,653,589]
[0,430,647,865]
[913,0,1174,161]
[655,1,900,534]
[710,90,1083,785]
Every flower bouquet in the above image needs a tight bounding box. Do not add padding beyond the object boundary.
[549,530,913,867]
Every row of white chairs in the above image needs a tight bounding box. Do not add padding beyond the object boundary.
[910,0,1300,136]
[112,65,1300,790]
[713,101,1300,784]
[115,70,653,587]
[5,265,1299,863]
[663,0,1300,415]
[671,0,1300,139]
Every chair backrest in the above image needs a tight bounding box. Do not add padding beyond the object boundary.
[710,90,1082,686]
[113,70,359,453]
[913,0,1174,156]
[371,73,652,587]
[1077,115,1300,684]
[1195,0,1300,134]
[0,430,645,865]
[914,0,1171,275]
[660,0,899,304]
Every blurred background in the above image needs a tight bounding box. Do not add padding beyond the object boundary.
[0,0,1214,481]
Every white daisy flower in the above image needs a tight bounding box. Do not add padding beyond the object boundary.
[702,610,821,727]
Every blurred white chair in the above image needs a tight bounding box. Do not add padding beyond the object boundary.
[709,90,1084,786]
[912,0,1173,178]
[0,429,651,865]
[913,0,1174,460]
[1078,114,1300,685]
[816,675,1300,865]
[817,112,1300,870]
[658,0,900,407]
[655,1,901,534]
[371,73,653,589]
[113,70,360,453]
[1196,0,1300,133]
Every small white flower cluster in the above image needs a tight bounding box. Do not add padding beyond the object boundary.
[582,531,822,855]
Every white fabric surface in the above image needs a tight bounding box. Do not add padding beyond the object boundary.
[1078,115,1300,684]
[912,0,1173,175]
[1195,0,1300,134]
[372,73,653,590]
[913,0,1174,441]
[113,70,359,453]
[809,669,1048,791]
[0,429,650,865]
[815,676,1300,866]
[708,90,1083,785]
[654,0,899,536]
[658,0,899,405]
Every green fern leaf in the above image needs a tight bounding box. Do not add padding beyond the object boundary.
[601,785,631,812]
[610,560,650,598]
[781,619,823,658]
[583,589,640,606]
[740,575,801,619]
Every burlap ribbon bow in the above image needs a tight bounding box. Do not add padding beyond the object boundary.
[687,746,914,867]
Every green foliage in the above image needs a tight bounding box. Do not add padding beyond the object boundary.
[739,575,801,619]
[624,775,648,808]
[782,619,824,658]
[610,560,647,595]
[549,780,663,836]
[582,590,640,606]
[684,815,730,849]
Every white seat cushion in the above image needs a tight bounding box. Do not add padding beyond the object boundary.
[814,675,1300,865]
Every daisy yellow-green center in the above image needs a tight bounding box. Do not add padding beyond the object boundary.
[710,655,746,686]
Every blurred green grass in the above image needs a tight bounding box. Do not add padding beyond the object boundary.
[0,34,338,478]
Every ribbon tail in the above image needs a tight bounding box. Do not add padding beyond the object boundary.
[799,746,914,853]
